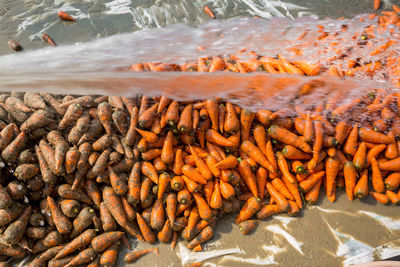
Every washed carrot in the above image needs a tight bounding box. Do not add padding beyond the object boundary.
[370,191,389,204]
[171,176,185,191]
[303,111,314,143]
[241,141,276,173]
[237,160,258,197]
[343,161,357,201]
[203,180,214,204]
[253,124,267,155]
[204,6,215,19]
[371,157,385,193]
[359,127,394,144]
[210,179,223,209]
[353,142,367,170]
[193,193,213,221]
[240,109,255,142]
[343,124,359,156]
[47,196,72,234]
[378,157,400,171]
[266,182,289,212]
[272,178,295,200]
[239,220,259,235]
[304,179,322,204]
[299,171,325,193]
[182,165,207,185]
[172,149,184,175]
[386,190,400,204]
[354,169,369,199]
[224,103,240,133]
[269,124,311,153]
[190,146,213,180]
[219,179,235,200]
[41,33,56,47]
[325,157,339,199]
[256,204,282,219]
[385,172,400,190]
[235,196,261,224]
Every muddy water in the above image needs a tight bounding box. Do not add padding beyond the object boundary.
[2,0,400,266]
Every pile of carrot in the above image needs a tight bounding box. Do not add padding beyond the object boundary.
[0,88,397,267]
[131,4,400,88]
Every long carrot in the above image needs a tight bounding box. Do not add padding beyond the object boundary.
[353,142,367,170]
[268,125,311,153]
[237,160,258,197]
[241,141,276,173]
[240,109,255,142]
[325,157,339,200]
[371,157,385,193]
[193,193,212,221]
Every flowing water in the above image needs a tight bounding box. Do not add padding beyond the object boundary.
[2,0,400,266]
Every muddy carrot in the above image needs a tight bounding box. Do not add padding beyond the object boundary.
[55,229,96,260]
[47,196,72,234]
[3,205,30,245]
[124,248,159,263]
[60,199,81,218]
[138,103,158,129]
[2,131,26,163]
[240,109,255,142]
[158,219,173,243]
[166,193,177,224]
[268,124,311,153]
[108,166,128,195]
[102,187,128,228]
[65,146,80,174]
[385,172,400,190]
[238,160,258,197]
[150,198,165,231]
[140,177,153,203]
[193,193,212,221]
[100,202,117,232]
[142,161,159,184]
[354,169,369,199]
[91,231,123,253]
[239,220,259,235]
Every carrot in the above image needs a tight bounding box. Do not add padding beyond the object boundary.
[359,127,394,144]
[3,205,30,245]
[172,149,184,175]
[304,179,323,205]
[55,229,96,260]
[241,141,276,173]
[58,11,75,21]
[205,99,219,131]
[177,188,192,205]
[7,40,22,52]
[182,165,207,185]
[205,129,234,147]
[124,248,160,264]
[235,196,261,224]
[32,231,62,254]
[374,0,381,10]
[240,109,255,142]
[41,33,56,47]
[193,193,212,221]
[292,160,305,174]
[64,247,97,267]
[239,220,259,235]
[265,141,278,171]
[100,202,117,232]
[140,177,153,203]
[342,161,357,201]
[281,145,311,160]
[354,169,369,199]
[102,187,128,228]
[378,157,400,171]
[237,160,258,197]
[141,161,159,184]
[158,219,173,243]
[253,124,267,155]
[386,190,400,205]
[219,179,235,200]
[99,243,118,266]
[276,151,295,183]
[150,198,165,231]
[47,196,72,234]
[371,157,385,193]
[210,179,223,209]
[2,131,26,163]
[204,6,215,19]
[121,196,136,223]
[205,156,221,177]
[353,142,367,170]
[190,146,213,180]
[370,191,389,204]
[203,180,214,204]
[366,144,386,167]
[385,172,400,190]
[138,103,158,129]
[171,176,185,191]
[266,182,289,212]
[166,193,177,224]
[343,124,359,156]
[91,231,123,253]
[256,204,282,219]
[303,111,314,143]
[299,171,325,193]
[224,103,240,133]
[268,124,311,153]
[108,167,128,195]
[60,199,81,218]
[281,173,303,209]
[272,178,295,200]
[69,207,96,239]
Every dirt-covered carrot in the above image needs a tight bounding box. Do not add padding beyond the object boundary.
[54,229,96,260]
[63,247,97,267]
[3,205,30,245]
[150,198,165,231]
[102,186,129,228]
[239,220,259,235]
[269,124,311,153]
[60,199,81,218]
[210,179,223,209]
[2,131,26,163]
[124,248,159,263]
[141,161,159,184]
[99,243,118,266]
[224,102,240,133]
[135,212,156,244]
[32,231,63,254]
[47,196,72,234]
[58,184,93,204]
[138,103,158,129]
[90,231,124,253]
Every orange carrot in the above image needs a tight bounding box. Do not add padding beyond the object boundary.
[354,169,369,199]
[272,178,295,200]
[204,6,215,19]
[371,157,385,193]
[304,179,322,204]
[266,182,289,212]
[265,141,278,171]
[253,124,267,155]
[343,124,359,156]
[256,204,282,219]
[276,152,295,184]
[205,129,234,147]
[224,103,240,133]
[237,160,258,197]
[384,172,400,190]
[268,124,311,153]
[370,191,389,204]
[190,146,213,180]
[220,179,235,200]
[386,190,400,205]
[343,161,357,201]
[240,109,255,142]
[205,156,221,177]
[235,196,261,224]
[205,99,219,131]
[193,193,212,221]
[47,196,72,234]
[210,179,223,209]
[241,141,275,173]
[124,248,159,263]
[136,212,156,244]
[299,171,325,193]
[359,127,394,144]
[303,111,314,143]
[378,157,400,171]
[142,161,159,184]
[353,142,367,170]
[366,144,386,167]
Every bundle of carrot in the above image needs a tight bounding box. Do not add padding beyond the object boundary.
[0,88,397,267]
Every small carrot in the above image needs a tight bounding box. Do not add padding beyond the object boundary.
[371,157,385,193]
[219,179,235,200]
[268,124,311,153]
[304,179,323,205]
[166,193,177,224]
[58,11,76,21]
[353,142,367,170]
[253,124,267,155]
[266,182,289,212]
[41,33,56,47]
[158,219,173,243]
[172,149,184,175]
[237,160,258,197]
[64,248,97,267]
[265,141,278,171]
[205,129,234,147]
[47,196,72,234]
[124,248,159,263]
[354,169,369,199]
[204,180,214,204]
[224,103,240,133]
[292,160,305,174]
[239,220,259,235]
[100,243,118,266]
[334,122,350,145]
[210,179,223,209]
[272,178,295,200]
[385,172,400,190]
[370,191,389,204]
[204,6,215,19]
[343,124,359,156]
[60,199,81,218]
[276,152,295,184]
[193,193,212,221]
[378,157,400,171]
[303,111,314,143]
[240,109,255,142]
[108,166,128,195]
[142,161,159,184]
[190,146,213,180]
[127,162,141,204]
[136,128,159,143]
[100,202,117,232]
[151,199,165,231]
[205,156,221,177]
[281,145,312,160]
[91,231,124,253]
[55,229,96,260]
[386,190,400,205]
[69,207,96,239]
[177,188,192,205]
[171,176,185,191]
[366,144,386,167]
